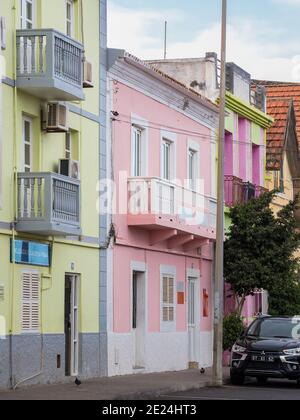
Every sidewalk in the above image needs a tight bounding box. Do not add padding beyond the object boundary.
[0,368,230,400]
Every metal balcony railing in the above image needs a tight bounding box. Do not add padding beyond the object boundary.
[224,175,244,207]
[16,172,81,236]
[16,29,84,101]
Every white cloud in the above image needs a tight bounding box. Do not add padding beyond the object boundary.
[108,3,299,82]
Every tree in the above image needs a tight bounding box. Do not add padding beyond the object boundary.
[224,192,300,316]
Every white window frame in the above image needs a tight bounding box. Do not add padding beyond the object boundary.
[66,0,74,38]
[22,115,33,172]
[21,271,40,334]
[253,289,269,316]
[161,130,176,182]
[132,126,142,177]
[21,0,35,29]
[65,132,72,160]
[187,139,200,190]
[160,265,176,332]
[131,115,149,177]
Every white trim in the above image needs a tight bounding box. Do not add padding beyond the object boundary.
[66,0,74,38]
[22,115,33,172]
[160,130,177,181]
[131,114,149,177]
[131,260,147,273]
[21,0,35,29]
[160,265,176,333]
[108,62,219,131]
[210,133,217,199]
[187,268,201,363]
[187,139,200,191]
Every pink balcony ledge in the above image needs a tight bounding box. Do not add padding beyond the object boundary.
[127,177,216,250]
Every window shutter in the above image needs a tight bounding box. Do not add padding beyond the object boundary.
[162,276,175,322]
[22,272,40,332]
[0,284,4,302]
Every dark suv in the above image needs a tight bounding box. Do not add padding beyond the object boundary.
[231,316,300,386]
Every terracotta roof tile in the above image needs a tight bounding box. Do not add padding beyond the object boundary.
[252,81,300,170]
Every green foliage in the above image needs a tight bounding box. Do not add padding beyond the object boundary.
[224,192,300,316]
[223,313,245,351]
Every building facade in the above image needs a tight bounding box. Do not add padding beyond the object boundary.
[106,50,219,376]
[148,56,273,323]
[0,0,107,388]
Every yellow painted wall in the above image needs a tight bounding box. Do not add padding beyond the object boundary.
[0,0,101,336]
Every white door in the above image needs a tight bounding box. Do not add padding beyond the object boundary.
[132,272,146,369]
[188,277,198,364]
[65,274,79,377]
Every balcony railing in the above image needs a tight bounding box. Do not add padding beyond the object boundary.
[224,175,244,207]
[225,175,268,207]
[128,177,217,229]
[16,172,81,236]
[16,29,84,101]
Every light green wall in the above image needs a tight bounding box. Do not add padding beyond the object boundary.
[1,0,101,336]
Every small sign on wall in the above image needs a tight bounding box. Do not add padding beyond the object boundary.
[177,282,185,305]
[10,239,51,267]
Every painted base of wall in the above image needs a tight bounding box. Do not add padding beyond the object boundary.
[0,333,100,389]
[107,330,213,377]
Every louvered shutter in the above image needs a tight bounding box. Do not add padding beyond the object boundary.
[22,272,40,332]
[162,276,175,322]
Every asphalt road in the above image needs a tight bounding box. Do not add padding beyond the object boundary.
[159,379,300,400]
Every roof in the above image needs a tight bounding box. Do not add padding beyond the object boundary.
[108,49,220,115]
[253,81,300,170]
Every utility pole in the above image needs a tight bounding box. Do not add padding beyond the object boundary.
[164,21,167,59]
[212,0,227,387]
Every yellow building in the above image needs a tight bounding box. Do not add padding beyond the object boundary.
[0,0,107,388]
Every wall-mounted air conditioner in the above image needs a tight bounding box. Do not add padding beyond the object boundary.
[43,102,69,133]
[83,61,93,88]
[59,159,80,180]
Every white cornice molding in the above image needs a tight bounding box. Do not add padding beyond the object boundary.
[108,60,219,131]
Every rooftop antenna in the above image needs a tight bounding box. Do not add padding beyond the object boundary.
[164,21,167,59]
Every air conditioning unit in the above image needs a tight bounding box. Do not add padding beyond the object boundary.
[59,159,80,180]
[43,102,69,133]
[83,61,93,88]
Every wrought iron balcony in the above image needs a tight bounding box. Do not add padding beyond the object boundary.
[16,172,81,236]
[243,182,256,202]
[255,185,269,198]
[16,29,85,101]
[224,175,244,207]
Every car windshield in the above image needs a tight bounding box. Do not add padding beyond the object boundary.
[247,318,300,340]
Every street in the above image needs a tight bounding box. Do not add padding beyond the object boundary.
[159,380,300,400]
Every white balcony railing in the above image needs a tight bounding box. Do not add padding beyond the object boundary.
[128,177,217,228]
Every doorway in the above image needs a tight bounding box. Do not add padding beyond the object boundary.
[65,274,80,377]
[132,271,146,369]
[188,277,199,368]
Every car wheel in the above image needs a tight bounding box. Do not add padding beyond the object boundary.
[230,373,245,386]
[256,377,268,385]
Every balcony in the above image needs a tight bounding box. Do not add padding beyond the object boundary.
[224,176,244,207]
[16,29,85,101]
[225,176,268,207]
[16,173,81,236]
[127,177,216,250]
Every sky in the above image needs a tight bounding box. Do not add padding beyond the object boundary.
[108,0,300,82]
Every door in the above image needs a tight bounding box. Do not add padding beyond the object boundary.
[132,271,146,369]
[188,277,198,365]
[65,274,79,377]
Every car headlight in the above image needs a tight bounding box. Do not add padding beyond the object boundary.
[232,344,247,354]
[283,348,300,356]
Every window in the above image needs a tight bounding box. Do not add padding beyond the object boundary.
[21,271,40,332]
[65,132,72,159]
[22,116,32,172]
[162,140,171,181]
[162,276,175,322]
[21,0,34,29]
[133,127,142,177]
[254,289,269,316]
[188,149,197,190]
[66,0,74,37]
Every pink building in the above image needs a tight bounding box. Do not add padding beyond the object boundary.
[106,50,219,375]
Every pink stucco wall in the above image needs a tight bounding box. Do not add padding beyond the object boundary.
[111,80,215,337]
